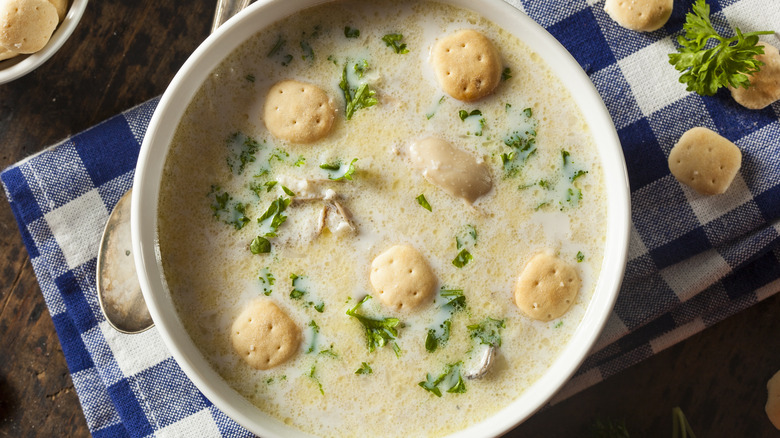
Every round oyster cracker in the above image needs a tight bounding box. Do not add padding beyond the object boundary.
[370,244,437,312]
[263,80,336,143]
[514,253,581,321]
[432,29,502,102]
[0,0,59,54]
[231,299,301,370]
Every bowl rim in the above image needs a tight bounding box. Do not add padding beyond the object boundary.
[132,0,631,436]
[0,0,89,85]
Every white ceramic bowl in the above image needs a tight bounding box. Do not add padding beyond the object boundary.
[132,0,631,436]
[0,0,89,84]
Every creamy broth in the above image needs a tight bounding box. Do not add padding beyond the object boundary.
[157,1,606,436]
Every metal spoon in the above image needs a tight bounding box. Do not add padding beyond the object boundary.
[96,1,252,334]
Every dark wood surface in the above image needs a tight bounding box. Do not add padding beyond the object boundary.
[1,1,779,437]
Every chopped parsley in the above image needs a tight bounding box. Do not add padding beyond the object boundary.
[455,225,477,250]
[267,35,285,57]
[339,60,378,120]
[270,148,289,163]
[346,296,401,354]
[320,158,358,181]
[467,317,505,347]
[458,109,485,136]
[381,33,409,54]
[306,320,320,354]
[561,150,587,208]
[355,362,373,375]
[318,345,338,358]
[418,362,467,397]
[290,273,306,300]
[452,249,473,268]
[577,251,585,263]
[344,26,360,38]
[425,95,446,120]
[354,59,369,78]
[257,196,291,237]
[293,155,306,168]
[554,321,564,329]
[245,74,255,83]
[300,40,314,61]
[258,268,275,295]
[452,225,477,268]
[416,194,432,212]
[267,35,292,66]
[425,289,466,353]
[289,274,324,312]
[250,236,271,254]
[308,364,324,395]
[281,185,296,196]
[501,107,538,177]
[226,132,261,175]
[501,67,512,81]
[208,186,250,230]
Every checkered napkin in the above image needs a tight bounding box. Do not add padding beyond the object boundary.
[2,0,780,436]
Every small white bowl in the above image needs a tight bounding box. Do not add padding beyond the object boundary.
[0,0,89,85]
[133,0,631,436]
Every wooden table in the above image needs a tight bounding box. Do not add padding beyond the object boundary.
[1,1,779,436]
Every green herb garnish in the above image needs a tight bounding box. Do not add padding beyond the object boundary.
[250,236,271,254]
[344,26,360,38]
[300,40,314,61]
[382,33,409,54]
[424,289,466,353]
[306,320,320,353]
[267,35,285,57]
[208,186,250,230]
[281,185,296,196]
[467,317,505,347]
[346,296,401,353]
[226,132,261,175]
[290,273,306,300]
[308,364,324,395]
[457,109,485,136]
[452,249,473,268]
[418,362,466,397]
[502,107,537,176]
[320,158,358,181]
[668,0,774,96]
[355,362,373,375]
[259,268,275,295]
[339,61,378,120]
[455,225,477,250]
[245,74,255,83]
[501,67,512,81]
[416,194,432,212]
[354,59,369,78]
[257,196,291,237]
[576,251,585,263]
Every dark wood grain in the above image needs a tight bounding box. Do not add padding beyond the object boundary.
[1,1,779,437]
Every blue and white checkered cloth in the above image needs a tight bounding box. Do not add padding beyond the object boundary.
[2,1,779,436]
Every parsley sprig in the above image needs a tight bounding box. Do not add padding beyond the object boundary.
[339,60,378,120]
[346,296,401,354]
[668,0,774,96]
[418,362,467,397]
[382,33,409,54]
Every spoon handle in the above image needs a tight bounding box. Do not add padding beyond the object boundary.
[211,0,252,34]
